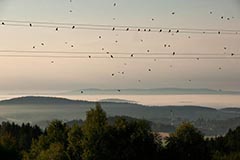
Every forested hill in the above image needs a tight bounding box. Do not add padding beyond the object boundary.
[0,96,90,105]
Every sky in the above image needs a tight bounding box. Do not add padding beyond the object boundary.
[0,0,240,93]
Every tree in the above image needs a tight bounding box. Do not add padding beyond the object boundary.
[67,123,83,160]
[166,122,209,160]
[81,103,109,160]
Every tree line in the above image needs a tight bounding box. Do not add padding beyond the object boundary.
[0,103,240,160]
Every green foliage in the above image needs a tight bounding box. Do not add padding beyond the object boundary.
[2,104,240,160]
[67,124,83,160]
[166,122,209,160]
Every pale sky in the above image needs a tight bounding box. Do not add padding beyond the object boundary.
[0,0,240,93]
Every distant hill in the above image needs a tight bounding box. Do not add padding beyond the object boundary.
[1,96,240,136]
[0,96,90,105]
[0,96,239,122]
[62,88,240,95]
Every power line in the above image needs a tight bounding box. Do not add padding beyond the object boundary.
[1,19,239,35]
[0,50,237,56]
[0,55,239,60]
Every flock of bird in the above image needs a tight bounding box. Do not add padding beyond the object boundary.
[0,1,239,93]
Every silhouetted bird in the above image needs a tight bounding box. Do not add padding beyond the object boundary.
[1,22,5,25]
[172,52,176,56]
[56,27,58,31]
[29,23,32,27]
[110,55,114,58]
[72,26,75,29]
[131,54,134,57]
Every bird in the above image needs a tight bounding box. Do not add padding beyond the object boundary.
[99,36,102,39]
[148,69,152,72]
[113,3,116,6]
[29,23,32,27]
[88,55,91,58]
[176,30,179,33]
[168,29,171,33]
[117,89,121,92]
[172,52,176,56]
[147,50,150,53]
[72,26,75,29]
[71,45,74,48]
[112,27,115,31]
[112,73,115,76]
[138,29,141,32]
[131,54,134,57]
[110,55,114,58]
[41,43,44,46]
[218,31,221,34]
[1,22,5,25]
[164,44,167,47]
[56,27,59,31]
[159,29,162,32]
[231,53,235,56]
[172,12,175,15]
[33,46,36,49]
[126,28,129,31]
[51,61,54,64]
[210,11,213,14]
[81,91,84,94]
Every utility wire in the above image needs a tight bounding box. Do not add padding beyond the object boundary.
[1,19,239,35]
